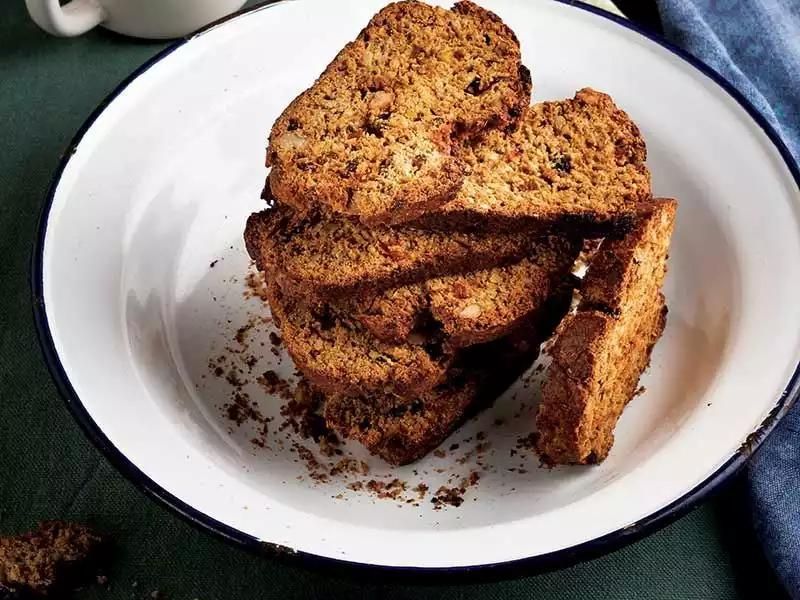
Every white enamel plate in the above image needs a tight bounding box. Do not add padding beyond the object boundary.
[33,0,800,572]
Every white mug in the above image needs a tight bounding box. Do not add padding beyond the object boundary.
[25,0,249,40]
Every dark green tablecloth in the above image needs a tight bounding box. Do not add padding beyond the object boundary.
[0,3,788,598]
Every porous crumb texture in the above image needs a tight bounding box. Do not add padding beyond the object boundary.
[413,88,651,233]
[265,275,455,397]
[245,205,553,300]
[535,199,677,465]
[267,0,530,225]
[0,521,102,595]
[341,236,581,347]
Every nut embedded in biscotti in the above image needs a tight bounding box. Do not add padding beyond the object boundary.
[459,304,482,319]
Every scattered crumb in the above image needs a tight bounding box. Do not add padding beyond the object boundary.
[413,483,429,499]
[258,370,293,401]
[329,458,370,477]
[244,269,270,302]
[516,432,538,452]
[431,472,481,510]
[365,479,407,500]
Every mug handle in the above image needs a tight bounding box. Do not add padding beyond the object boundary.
[25,0,106,37]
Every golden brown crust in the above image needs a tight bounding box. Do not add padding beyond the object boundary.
[580,199,677,315]
[535,199,677,465]
[413,88,651,233]
[267,1,529,225]
[245,205,552,301]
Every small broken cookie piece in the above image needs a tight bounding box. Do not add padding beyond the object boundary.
[0,521,104,597]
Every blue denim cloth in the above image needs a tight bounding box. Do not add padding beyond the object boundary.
[654,1,800,597]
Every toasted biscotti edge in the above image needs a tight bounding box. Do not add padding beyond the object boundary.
[581,198,677,315]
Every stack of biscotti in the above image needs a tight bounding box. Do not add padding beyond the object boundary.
[245,0,669,465]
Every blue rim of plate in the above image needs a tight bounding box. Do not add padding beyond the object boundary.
[30,0,800,581]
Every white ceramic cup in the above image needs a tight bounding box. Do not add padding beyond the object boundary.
[25,0,249,40]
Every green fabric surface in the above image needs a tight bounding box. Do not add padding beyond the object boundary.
[0,2,788,598]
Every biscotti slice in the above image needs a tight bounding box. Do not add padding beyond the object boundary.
[324,284,575,464]
[267,1,530,225]
[324,375,480,465]
[324,322,541,465]
[266,275,453,397]
[413,88,651,233]
[245,205,552,301]
[343,237,580,348]
[535,198,677,465]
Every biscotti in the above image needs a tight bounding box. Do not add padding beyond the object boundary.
[267,1,530,225]
[342,239,580,348]
[324,282,575,464]
[324,374,480,465]
[245,205,555,301]
[535,198,677,465]
[324,319,541,465]
[265,275,455,397]
[411,89,650,233]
